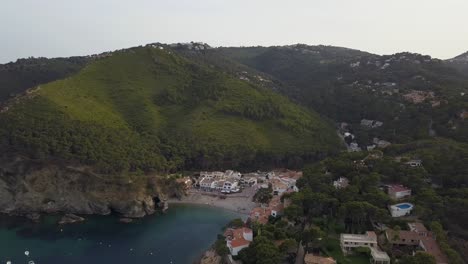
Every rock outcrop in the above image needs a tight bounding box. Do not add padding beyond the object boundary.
[59,214,85,224]
[0,155,161,218]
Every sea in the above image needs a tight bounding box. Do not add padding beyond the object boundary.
[0,204,240,264]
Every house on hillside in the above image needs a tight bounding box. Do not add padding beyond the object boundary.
[373,138,391,148]
[405,159,422,167]
[340,231,390,264]
[340,231,378,253]
[386,223,448,264]
[225,227,253,256]
[349,142,362,152]
[387,184,411,200]
[333,177,350,189]
[361,119,383,128]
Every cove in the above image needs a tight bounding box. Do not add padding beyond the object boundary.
[0,204,240,264]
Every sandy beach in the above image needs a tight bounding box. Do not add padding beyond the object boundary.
[167,191,258,215]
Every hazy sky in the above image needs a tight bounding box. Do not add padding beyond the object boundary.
[1,0,467,63]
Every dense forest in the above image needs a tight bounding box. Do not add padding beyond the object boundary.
[0,46,340,174]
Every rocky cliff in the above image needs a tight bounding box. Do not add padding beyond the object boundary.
[0,154,162,218]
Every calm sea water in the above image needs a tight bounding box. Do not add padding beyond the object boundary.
[0,204,240,264]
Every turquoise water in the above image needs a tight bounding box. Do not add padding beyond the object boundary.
[0,204,240,264]
[396,203,412,209]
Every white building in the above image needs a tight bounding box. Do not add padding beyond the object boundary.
[370,247,391,264]
[333,177,350,189]
[340,231,390,264]
[340,231,378,253]
[225,170,242,179]
[405,159,422,167]
[223,180,239,191]
[199,178,216,189]
[389,202,414,217]
[200,171,224,179]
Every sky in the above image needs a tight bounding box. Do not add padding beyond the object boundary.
[1,0,468,63]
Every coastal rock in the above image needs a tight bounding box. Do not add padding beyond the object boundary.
[199,249,222,264]
[119,218,133,223]
[59,214,85,224]
[26,212,41,222]
[0,154,160,218]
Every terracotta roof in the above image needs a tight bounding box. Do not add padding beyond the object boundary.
[386,230,426,245]
[249,207,270,224]
[388,184,411,193]
[304,254,337,264]
[366,231,377,239]
[228,227,252,248]
[420,237,449,264]
[408,222,428,233]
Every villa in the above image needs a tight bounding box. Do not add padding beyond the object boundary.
[340,231,378,253]
[389,202,414,217]
[387,184,411,200]
[340,231,390,264]
[225,227,253,256]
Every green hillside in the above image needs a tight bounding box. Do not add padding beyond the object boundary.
[0,46,341,173]
[0,56,91,102]
[217,45,468,144]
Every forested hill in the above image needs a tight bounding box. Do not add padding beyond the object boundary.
[0,56,92,102]
[216,45,468,144]
[446,51,468,76]
[0,45,341,174]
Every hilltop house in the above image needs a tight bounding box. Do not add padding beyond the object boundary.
[387,184,411,200]
[225,227,253,256]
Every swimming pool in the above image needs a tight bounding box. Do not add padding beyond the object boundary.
[396,203,412,209]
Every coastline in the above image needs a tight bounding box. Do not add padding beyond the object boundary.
[167,192,257,216]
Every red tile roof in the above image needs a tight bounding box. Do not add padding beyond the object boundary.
[228,227,252,248]
[388,184,411,193]
[420,237,449,264]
